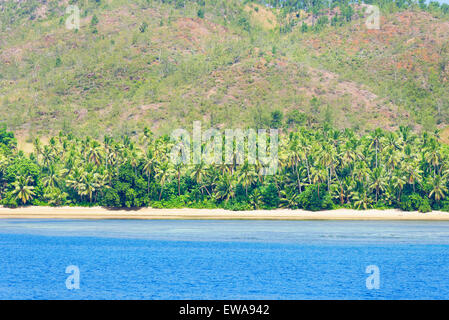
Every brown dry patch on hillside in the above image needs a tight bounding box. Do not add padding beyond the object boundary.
[98,6,163,34]
[245,3,278,30]
[299,4,372,27]
[16,131,49,154]
[306,10,448,53]
[299,67,405,130]
[177,54,405,131]
[0,47,25,64]
[175,17,231,47]
[303,10,449,82]
[98,7,135,32]
[440,126,449,145]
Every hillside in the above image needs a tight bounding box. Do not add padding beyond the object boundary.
[0,0,448,142]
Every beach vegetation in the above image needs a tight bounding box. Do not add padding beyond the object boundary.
[1,125,449,213]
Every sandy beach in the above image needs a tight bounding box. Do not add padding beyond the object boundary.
[1,206,449,220]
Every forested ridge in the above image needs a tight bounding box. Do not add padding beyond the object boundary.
[1,0,448,139]
[1,1,449,211]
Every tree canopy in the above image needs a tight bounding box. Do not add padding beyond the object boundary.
[0,126,448,213]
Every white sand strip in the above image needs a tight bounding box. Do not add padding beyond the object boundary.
[1,207,449,220]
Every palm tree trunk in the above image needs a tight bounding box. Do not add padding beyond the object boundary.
[340,186,344,205]
[177,171,181,196]
[159,183,164,200]
[376,186,379,203]
[295,163,301,193]
[305,157,311,184]
[375,143,378,168]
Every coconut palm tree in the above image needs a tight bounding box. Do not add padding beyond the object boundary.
[237,161,257,196]
[429,175,448,203]
[369,167,387,203]
[351,190,373,210]
[190,161,210,195]
[142,149,156,196]
[249,189,263,209]
[391,172,406,201]
[87,143,103,166]
[368,128,383,168]
[42,166,62,188]
[155,161,174,200]
[215,172,236,201]
[311,167,326,198]
[11,176,35,204]
[280,188,298,208]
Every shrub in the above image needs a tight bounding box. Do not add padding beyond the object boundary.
[222,200,251,211]
[419,198,432,213]
[91,14,99,26]
[1,193,18,208]
[101,188,121,207]
[439,199,449,212]
[261,184,280,208]
[139,21,148,33]
[298,184,333,211]
[400,193,423,211]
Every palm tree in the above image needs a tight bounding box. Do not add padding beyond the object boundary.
[351,190,373,210]
[425,143,441,177]
[368,128,383,168]
[215,173,236,202]
[33,138,42,164]
[280,189,298,208]
[190,161,210,195]
[405,163,422,193]
[391,172,406,201]
[311,167,326,198]
[429,175,448,203]
[87,143,103,166]
[155,161,174,200]
[80,172,100,203]
[0,154,9,198]
[142,149,156,196]
[237,161,257,197]
[42,166,62,188]
[369,167,387,203]
[249,189,263,209]
[174,162,184,196]
[3,124,449,212]
[353,162,370,188]
[41,145,55,167]
[11,176,35,204]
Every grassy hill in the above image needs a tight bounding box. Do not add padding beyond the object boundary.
[0,0,448,143]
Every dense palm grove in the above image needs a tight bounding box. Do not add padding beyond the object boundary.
[2,124,449,212]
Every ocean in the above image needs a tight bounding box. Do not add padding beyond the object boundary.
[0,219,448,299]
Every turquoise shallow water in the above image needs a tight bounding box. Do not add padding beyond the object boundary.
[0,219,449,299]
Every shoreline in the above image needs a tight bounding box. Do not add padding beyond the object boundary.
[1,206,449,221]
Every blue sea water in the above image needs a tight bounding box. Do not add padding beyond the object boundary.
[0,219,449,300]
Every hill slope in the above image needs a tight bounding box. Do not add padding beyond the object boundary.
[0,0,448,141]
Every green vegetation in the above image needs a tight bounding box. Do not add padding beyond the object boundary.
[0,0,448,138]
[0,1,448,212]
[1,125,449,212]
